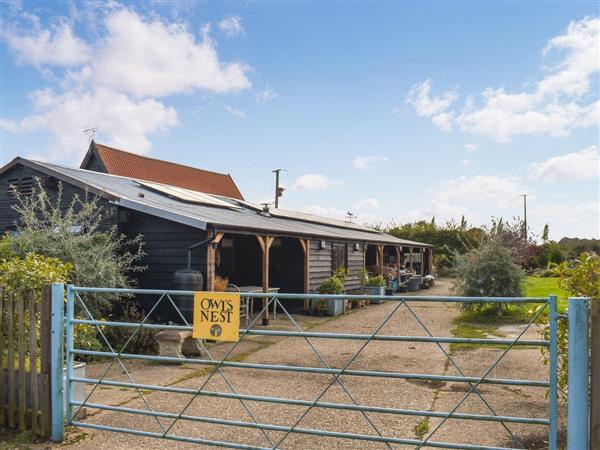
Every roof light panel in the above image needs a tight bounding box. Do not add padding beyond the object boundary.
[137,181,241,209]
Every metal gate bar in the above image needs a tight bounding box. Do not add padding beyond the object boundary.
[65,286,558,449]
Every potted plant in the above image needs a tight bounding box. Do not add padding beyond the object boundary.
[312,275,346,316]
[363,274,386,304]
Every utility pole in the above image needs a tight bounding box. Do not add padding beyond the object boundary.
[272,169,285,208]
[521,194,528,239]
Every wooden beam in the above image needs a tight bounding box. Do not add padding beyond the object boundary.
[206,230,216,291]
[428,248,434,275]
[377,245,384,275]
[409,247,414,273]
[395,247,402,284]
[213,232,225,245]
[420,248,424,276]
[298,238,310,311]
[257,236,274,326]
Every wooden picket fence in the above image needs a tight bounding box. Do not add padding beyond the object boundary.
[0,286,53,437]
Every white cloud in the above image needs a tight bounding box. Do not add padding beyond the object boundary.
[405,201,470,223]
[14,88,178,162]
[92,10,251,97]
[292,173,344,191]
[405,79,457,132]
[436,174,523,208]
[217,15,244,37]
[2,8,252,162]
[461,158,472,166]
[352,155,390,170]
[5,22,91,67]
[529,201,599,239]
[408,17,600,141]
[356,197,379,209]
[256,88,279,103]
[529,145,599,181]
[464,143,477,152]
[224,105,246,118]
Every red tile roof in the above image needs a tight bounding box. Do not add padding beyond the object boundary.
[82,142,244,200]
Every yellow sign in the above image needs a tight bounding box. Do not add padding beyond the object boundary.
[193,292,240,342]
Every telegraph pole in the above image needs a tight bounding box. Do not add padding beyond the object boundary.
[273,169,285,208]
[521,194,528,239]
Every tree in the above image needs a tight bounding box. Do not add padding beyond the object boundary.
[460,216,467,229]
[386,219,483,271]
[542,224,549,243]
[2,181,145,317]
[485,217,539,268]
[452,242,524,314]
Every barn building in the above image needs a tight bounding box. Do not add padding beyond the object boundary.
[0,143,432,321]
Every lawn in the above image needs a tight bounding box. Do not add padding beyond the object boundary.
[523,275,568,314]
[452,276,567,346]
[523,276,567,301]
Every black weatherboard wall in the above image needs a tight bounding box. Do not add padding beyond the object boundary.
[0,163,118,233]
[119,209,208,290]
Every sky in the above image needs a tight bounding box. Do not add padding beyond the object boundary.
[0,0,598,240]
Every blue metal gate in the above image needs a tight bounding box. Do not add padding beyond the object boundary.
[57,285,575,449]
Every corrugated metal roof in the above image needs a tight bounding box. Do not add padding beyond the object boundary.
[21,159,431,247]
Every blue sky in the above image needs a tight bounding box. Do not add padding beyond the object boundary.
[1,1,598,239]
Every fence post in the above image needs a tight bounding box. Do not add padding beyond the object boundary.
[567,297,589,450]
[591,299,600,450]
[548,295,558,450]
[50,283,64,442]
[65,285,74,425]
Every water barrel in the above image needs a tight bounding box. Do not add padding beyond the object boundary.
[407,276,421,292]
[172,269,204,323]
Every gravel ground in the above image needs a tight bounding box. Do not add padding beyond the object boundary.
[58,279,560,449]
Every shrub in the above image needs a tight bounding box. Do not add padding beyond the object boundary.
[4,181,145,318]
[103,302,158,355]
[452,242,524,314]
[364,275,386,287]
[532,242,566,269]
[539,252,600,396]
[318,276,344,294]
[0,253,72,292]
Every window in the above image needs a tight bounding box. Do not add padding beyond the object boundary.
[332,243,347,272]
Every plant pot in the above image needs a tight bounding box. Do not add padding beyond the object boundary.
[310,298,346,316]
[364,285,385,304]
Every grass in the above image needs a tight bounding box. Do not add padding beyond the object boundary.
[523,276,568,314]
[414,419,430,439]
[450,276,566,350]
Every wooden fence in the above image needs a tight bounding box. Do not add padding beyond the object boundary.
[0,286,53,437]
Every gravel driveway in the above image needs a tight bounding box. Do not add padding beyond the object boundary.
[60,279,558,449]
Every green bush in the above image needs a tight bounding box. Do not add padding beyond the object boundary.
[532,242,565,269]
[452,242,524,314]
[103,302,158,355]
[5,180,145,318]
[318,276,344,294]
[539,252,600,397]
[364,275,386,287]
[0,253,72,292]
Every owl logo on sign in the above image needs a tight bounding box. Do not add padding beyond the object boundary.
[210,324,223,338]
